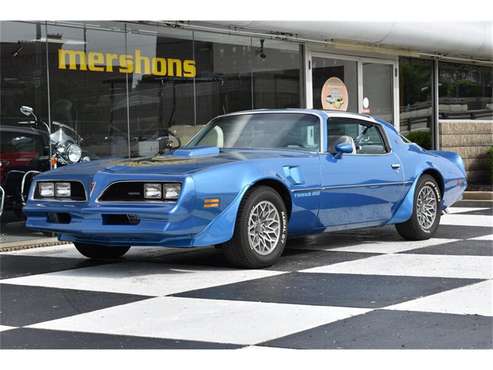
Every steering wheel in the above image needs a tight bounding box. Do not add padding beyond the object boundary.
[354,126,372,152]
[158,130,181,152]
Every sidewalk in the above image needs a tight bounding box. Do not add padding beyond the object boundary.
[0,221,67,252]
[464,191,493,201]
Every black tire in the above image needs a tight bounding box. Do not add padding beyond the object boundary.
[395,174,441,240]
[222,186,288,268]
[74,243,130,259]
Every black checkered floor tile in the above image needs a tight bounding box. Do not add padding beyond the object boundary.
[0,203,492,349]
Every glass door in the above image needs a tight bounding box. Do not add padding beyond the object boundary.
[361,62,395,123]
[308,52,398,125]
[311,56,358,113]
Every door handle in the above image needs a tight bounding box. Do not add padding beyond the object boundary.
[391,163,401,169]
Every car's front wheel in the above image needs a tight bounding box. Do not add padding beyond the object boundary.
[395,174,441,240]
[223,186,288,268]
[74,243,130,259]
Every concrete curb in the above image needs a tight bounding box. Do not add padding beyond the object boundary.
[0,238,70,252]
[463,191,493,201]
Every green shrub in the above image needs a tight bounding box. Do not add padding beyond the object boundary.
[488,146,493,185]
[405,130,432,149]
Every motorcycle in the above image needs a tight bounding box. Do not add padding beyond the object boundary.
[19,105,91,169]
[0,106,91,219]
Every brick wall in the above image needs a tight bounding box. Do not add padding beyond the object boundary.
[440,120,493,186]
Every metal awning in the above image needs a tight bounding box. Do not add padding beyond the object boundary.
[187,21,493,62]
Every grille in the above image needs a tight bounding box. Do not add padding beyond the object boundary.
[99,182,146,202]
[47,212,71,224]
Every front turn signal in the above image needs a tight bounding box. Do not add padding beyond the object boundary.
[204,198,220,208]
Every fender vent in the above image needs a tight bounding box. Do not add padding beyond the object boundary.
[47,213,71,224]
[99,183,145,201]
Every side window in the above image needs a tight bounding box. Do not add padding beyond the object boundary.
[327,117,389,154]
[355,124,388,154]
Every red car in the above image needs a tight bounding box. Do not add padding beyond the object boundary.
[0,124,50,221]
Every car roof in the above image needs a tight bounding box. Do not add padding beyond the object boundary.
[223,107,372,118]
[0,124,48,136]
[219,108,391,126]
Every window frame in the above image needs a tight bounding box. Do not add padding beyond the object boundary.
[186,110,325,153]
[326,117,392,156]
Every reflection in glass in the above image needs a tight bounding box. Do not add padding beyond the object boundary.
[0,21,50,207]
[194,32,253,126]
[251,39,300,109]
[46,23,128,159]
[2,22,305,162]
[399,57,433,149]
[126,25,195,157]
[439,62,493,120]
[0,21,48,124]
[363,62,394,123]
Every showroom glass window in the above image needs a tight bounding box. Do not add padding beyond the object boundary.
[251,38,300,109]
[193,31,253,127]
[46,22,128,159]
[193,32,301,128]
[126,24,195,157]
[0,21,50,186]
[399,57,434,149]
[438,62,493,120]
[0,22,48,124]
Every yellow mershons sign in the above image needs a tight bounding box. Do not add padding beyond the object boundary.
[58,48,196,78]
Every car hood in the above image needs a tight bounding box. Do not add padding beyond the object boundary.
[41,147,316,177]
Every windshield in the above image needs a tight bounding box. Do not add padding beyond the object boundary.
[187,113,321,152]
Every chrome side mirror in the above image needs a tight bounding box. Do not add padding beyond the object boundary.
[20,105,34,117]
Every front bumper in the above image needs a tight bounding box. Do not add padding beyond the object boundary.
[24,173,245,248]
[24,201,208,247]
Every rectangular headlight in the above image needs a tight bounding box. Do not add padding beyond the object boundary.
[163,183,181,200]
[38,182,54,197]
[144,183,162,199]
[55,182,71,197]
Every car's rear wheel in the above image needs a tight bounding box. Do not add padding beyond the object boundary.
[223,186,288,268]
[74,243,130,259]
[395,174,441,240]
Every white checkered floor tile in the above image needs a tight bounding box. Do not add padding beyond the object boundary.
[1,202,492,349]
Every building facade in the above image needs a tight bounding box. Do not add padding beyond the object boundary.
[1,20,492,190]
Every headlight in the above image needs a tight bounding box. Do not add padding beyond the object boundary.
[143,183,181,200]
[38,182,54,197]
[66,143,82,163]
[55,182,71,197]
[144,183,162,199]
[163,183,181,200]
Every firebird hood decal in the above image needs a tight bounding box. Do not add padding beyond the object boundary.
[40,148,315,177]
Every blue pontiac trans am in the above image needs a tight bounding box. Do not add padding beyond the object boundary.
[24,109,467,268]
